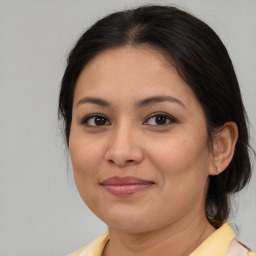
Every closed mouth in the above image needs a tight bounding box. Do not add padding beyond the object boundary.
[100,176,155,196]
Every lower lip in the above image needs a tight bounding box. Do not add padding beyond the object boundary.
[102,183,153,196]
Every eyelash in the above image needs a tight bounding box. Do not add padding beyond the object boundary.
[80,112,176,127]
[144,112,176,126]
[81,114,110,127]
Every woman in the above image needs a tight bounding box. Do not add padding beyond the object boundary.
[58,5,255,256]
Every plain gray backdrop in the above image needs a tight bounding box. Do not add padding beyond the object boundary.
[0,0,255,255]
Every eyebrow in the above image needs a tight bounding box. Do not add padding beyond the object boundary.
[76,97,111,107]
[76,95,185,108]
[136,96,186,108]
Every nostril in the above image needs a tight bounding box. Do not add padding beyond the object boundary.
[108,159,115,165]
[108,159,134,167]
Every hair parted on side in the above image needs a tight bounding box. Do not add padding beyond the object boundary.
[58,5,253,227]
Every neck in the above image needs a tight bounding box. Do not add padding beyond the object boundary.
[103,214,216,256]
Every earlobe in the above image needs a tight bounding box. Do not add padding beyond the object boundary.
[209,122,238,176]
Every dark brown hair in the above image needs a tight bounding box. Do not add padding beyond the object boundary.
[58,5,252,226]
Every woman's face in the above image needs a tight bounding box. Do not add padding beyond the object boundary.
[69,46,213,233]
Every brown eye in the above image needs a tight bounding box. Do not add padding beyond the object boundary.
[155,115,168,125]
[94,116,107,126]
[144,113,176,126]
[82,115,110,127]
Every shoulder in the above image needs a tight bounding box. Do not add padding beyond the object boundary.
[66,232,109,256]
[190,223,255,256]
[226,238,255,256]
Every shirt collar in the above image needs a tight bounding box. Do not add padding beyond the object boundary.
[69,223,235,256]
[190,223,235,256]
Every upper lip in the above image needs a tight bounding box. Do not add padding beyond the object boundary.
[100,176,154,185]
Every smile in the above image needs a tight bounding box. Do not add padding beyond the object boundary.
[100,176,155,196]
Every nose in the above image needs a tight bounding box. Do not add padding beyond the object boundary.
[105,124,144,167]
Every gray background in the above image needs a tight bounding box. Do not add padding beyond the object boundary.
[0,0,255,255]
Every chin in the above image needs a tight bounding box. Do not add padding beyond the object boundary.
[107,220,154,234]
[96,207,159,234]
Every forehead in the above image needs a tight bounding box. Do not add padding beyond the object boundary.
[73,46,197,108]
[78,46,173,80]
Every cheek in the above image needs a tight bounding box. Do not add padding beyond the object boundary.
[69,141,104,215]
[69,127,103,175]
[144,134,210,221]
[69,130,103,202]
[148,136,193,170]
[147,130,210,189]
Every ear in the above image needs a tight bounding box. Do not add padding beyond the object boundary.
[208,122,238,176]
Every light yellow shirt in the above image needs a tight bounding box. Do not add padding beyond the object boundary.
[67,223,255,256]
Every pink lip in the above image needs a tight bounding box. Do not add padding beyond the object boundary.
[100,176,154,196]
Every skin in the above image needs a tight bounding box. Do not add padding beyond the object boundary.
[69,46,238,256]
